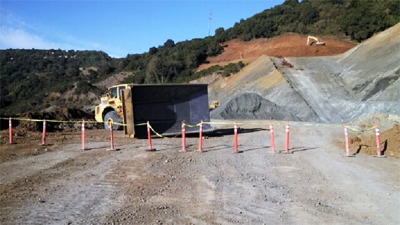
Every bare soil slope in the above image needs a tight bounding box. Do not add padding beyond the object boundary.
[198,34,355,71]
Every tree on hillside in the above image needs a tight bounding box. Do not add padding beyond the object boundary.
[300,5,319,25]
[163,39,175,48]
[149,47,158,55]
[387,0,400,16]
[340,0,398,41]
[283,0,299,7]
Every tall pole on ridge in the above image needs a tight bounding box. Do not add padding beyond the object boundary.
[208,11,212,36]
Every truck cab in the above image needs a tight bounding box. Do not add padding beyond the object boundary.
[95,84,130,129]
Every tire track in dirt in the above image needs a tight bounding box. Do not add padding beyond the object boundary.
[1,125,399,224]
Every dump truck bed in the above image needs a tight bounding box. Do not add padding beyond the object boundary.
[122,84,213,138]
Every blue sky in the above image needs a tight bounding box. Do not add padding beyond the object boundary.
[0,0,284,58]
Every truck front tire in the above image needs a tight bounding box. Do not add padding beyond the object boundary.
[104,111,122,130]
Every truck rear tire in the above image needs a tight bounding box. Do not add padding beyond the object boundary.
[104,111,122,130]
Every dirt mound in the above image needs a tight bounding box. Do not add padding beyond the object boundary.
[349,113,400,132]
[211,93,299,121]
[335,113,400,158]
[198,34,355,71]
[15,108,95,132]
[349,124,400,158]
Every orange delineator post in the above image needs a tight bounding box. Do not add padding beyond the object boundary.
[198,120,203,152]
[344,124,350,156]
[82,119,86,150]
[270,121,275,153]
[146,121,156,151]
[109,121,115,150]
[181,121,186,152]
[42,119,47,145]
[8,117,14,144]
[375,124,381,157]
[147,121,152,150]
[106,120,118,151]
[234,121,238,153]
[284,121,290,153]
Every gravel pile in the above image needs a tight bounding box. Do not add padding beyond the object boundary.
[211,93,300,121]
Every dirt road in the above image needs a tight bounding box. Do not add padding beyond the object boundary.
[1,121,399,224]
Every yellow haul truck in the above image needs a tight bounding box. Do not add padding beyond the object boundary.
[95,84,213,137]
[95,84,128,130]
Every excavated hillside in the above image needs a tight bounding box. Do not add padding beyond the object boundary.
[207,24,400,124]
[198,34,355,71]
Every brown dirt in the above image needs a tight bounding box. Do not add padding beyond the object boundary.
[0,121,399,224]
[281,58,294,68]
[95,71,133,88]
[344,113,400,158]
[349,124,400,158]
[198,34,355,71]
[1,108,96,133]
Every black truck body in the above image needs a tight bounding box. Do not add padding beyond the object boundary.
[122,84,213,138]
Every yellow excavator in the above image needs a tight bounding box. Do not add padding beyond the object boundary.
[307,36,325,46]
[209,101,220,110]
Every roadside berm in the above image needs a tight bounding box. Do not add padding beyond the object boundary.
[346,113,400,158]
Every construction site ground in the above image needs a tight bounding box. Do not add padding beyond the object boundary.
[1,121,399,224]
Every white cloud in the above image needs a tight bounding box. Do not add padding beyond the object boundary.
[0,10,123,57]
[0,26,59,49]
[0,25,123,57]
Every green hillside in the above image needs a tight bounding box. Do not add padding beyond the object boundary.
[0,49,113,114]
[216,0,400,42]
[1,0,399,115]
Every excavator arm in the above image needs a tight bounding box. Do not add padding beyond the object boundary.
[307,36,325,46]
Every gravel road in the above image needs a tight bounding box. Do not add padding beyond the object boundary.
[1,121,399,224]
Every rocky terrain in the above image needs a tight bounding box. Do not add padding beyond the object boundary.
[205,24,400,124]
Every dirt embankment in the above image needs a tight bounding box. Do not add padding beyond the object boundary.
[1,108,96,133]
[349,124,400,158]
[198,34,355,71]
[347,114,400,158]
